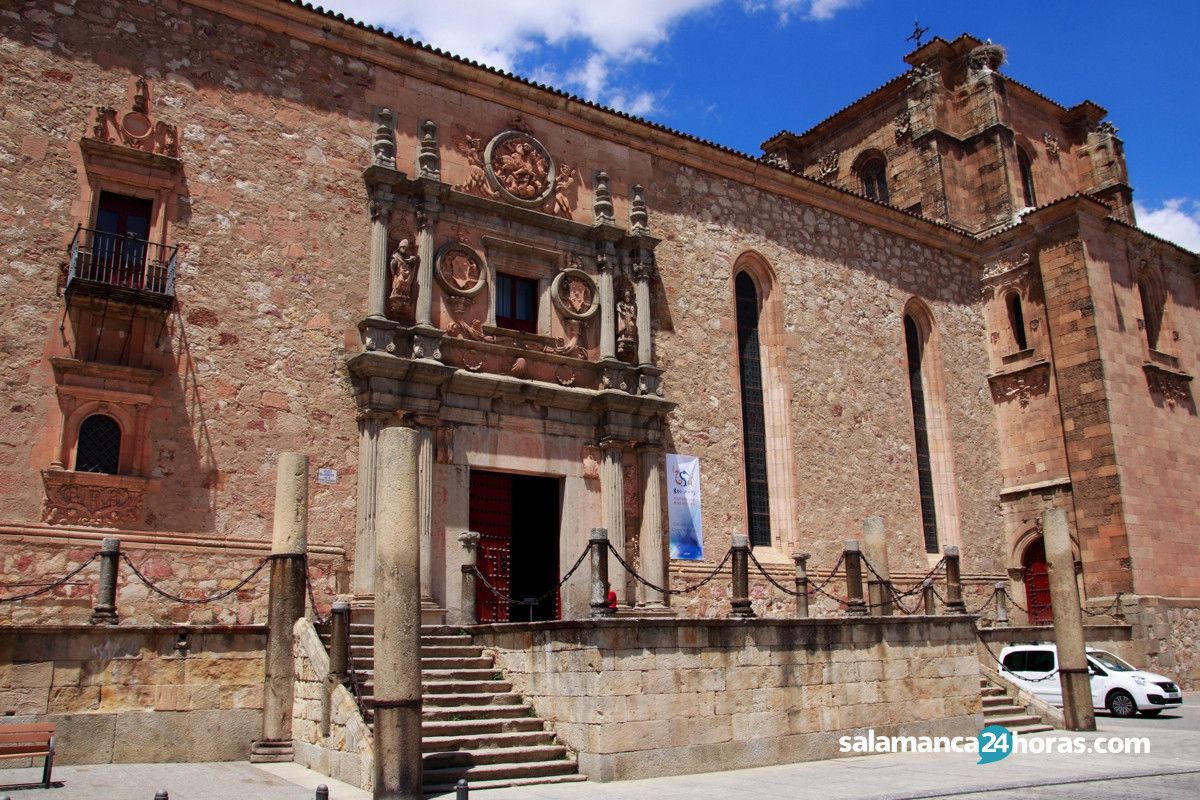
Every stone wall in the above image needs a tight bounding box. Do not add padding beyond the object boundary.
[0,625,263,763]
[472,617,981,782]
[291,618,374,790]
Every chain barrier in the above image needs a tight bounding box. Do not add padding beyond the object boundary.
[608,542,732,597]
[473,544,592,608]
[975,630,1063,683]
[121,552,271,605]
[1080,592,1124,618]
[999,586,1032,615]
[304,556,331,626]
[0,553,98,603]
[808,553,845,593]
[745,548,804,597]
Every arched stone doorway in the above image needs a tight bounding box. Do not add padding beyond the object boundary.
[1022,538,1053,624]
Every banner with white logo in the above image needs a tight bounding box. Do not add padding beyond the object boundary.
[667,453,704,560]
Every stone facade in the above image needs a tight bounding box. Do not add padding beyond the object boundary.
[474,618,981,781]
[0,0,1196,688]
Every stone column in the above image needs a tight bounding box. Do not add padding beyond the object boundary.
[589,528,614,618]
[416,422,435,608]
[729,534,755,618]
[862,517,891,617]
[994,581,1009,626]
[368,187,394,320]
[944,545,966,614]
[922,579,937,615]
[633,258,653,367]
[90,537,120,625]
[252,452,309,763]
[1044,507,1096,731]
[374,426,423,798]
[635,446,667,610]
[843,540,867,616]
[415,200,437,328]
[792,552,810,619]
[599,440,625,606]
[458,531,480,625]
[598,252,616,361]
[353,412,383,597]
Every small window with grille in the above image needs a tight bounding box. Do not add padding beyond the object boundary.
[75,414,121,474]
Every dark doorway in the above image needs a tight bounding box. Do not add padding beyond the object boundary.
[1022,538,1054,625]
[468,470,561,622]
[93,191,153,288]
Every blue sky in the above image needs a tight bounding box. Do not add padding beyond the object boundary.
[318,0,1199,250]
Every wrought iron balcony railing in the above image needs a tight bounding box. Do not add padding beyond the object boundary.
[67,225,178,307]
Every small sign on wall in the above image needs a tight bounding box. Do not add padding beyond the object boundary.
[667,453,704,560]
[317,467,338,485]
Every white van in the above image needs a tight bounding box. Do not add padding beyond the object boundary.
[998,644,1182,718]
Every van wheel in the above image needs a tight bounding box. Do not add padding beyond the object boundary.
[1140,709,1163,717]
[1106,690,1137,718]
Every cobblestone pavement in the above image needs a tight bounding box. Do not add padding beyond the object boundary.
[2,694,1197,799]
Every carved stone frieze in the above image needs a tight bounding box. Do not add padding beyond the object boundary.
[1043,132,1060,156]
[42,470,146,528]
[1144,363,1193,409]
[453,133,496,198]
[485,130,555,207]
[762,152,788,169]
[815,150,839,181]
[434,242,487,297]
[988,360,1050,408]
[551,268,599,321]
[545,162,576,218]
[88,77,178,158]
[894,108,912,142]
[982,251,1032,283]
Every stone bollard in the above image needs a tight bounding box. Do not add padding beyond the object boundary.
[792,552,810,619]
[862,517,892,617]
[943,546,966,614]
[922,578,937,615]
[729,534,755,618]
[90,536,120,625]
[316,786,329,800]
[374,426,423,798]
[458,531,481,625]
[329,601,350,682]
[589,528,614,618]
[843,540,867,616]
[251,452,309,763]
[1044,507,1096,731]
[993,581,1009,626]
[456,779,469,799]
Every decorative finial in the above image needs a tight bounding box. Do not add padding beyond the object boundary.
[593,171,614,226]
[906,21,929,48]
[629,185,648,235]
[373,108,396,169]
[133,77,149,114]
[418,119,440,179]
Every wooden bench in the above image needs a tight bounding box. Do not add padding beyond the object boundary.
[0,723,56,789]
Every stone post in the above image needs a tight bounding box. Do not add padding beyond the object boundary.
[354,412,383,596]
[598,252,616,361]
[862,517,891,617]
[374,426,423,798]
[1044,506,1096,731]
[368,187,394,320]
[843,540,867,616]
[599,440,626,606]
[730,534,755,618]
[994,581,1009,626]
[415,201,437,329]
[458,531,481,625]
[329,601,350,683]
[635,446,667,610]
[943,545,966,614]
[792,552,809,619]
[251,452,309,763]
[416,422,435,609]
[922,579,937,615]
[90,537,120,625]
[589,528,614,618]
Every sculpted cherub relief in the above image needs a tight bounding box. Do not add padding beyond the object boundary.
[454,134,495,198]
[546,162,576,218]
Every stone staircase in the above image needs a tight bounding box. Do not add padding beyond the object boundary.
[327,624,585,795]
[979,676,1055,734]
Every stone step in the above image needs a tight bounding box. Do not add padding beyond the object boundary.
[980,686,1007,697]
[424,668,504,681]
[423,657,493,670]
[421,758,580,787]
[423,772,588,795]
[422,718,547,738]
[355,674,510,693]
[419,645,489,659]
[1009,723,1055,735]
[423,730,558,752]
[984,713,1046,728]
[982,695,1016,707]
[983,705,1029,718]
[423,744,568,769]
[357,686,522,706]
[421,704,535,722]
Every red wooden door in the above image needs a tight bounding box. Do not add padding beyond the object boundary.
[470,471,512,622]
[1023,538,1053,625]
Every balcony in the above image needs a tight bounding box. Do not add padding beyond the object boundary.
[66,225,178,309]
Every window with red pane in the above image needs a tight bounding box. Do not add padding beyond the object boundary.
[496,272,538,333]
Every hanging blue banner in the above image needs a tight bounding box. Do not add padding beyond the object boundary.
[667,453,704,561]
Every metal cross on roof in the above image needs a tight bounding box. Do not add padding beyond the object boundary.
[907,21,930,48]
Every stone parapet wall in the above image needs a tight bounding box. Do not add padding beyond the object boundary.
[471,617,981,782]
[1120,597,1200,690]
[0,533,341,626]
[291,617,374,790]
[0,625,264,763]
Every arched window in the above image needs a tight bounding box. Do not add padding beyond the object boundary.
[1137,275,1165,351]
[735,271,772,548]
[860,157,890,204]
[1017,148,1037,208]
[75,414,121,474]
[1006,292,1028,351]
[903,315,939,553]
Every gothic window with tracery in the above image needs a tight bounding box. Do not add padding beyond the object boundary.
[860,157,890,204]
[735,272,772,548]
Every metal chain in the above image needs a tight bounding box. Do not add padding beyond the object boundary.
[967,587,999,615]
[1000,586,1032,615]
[0,553,98,603]
[608,542,732,597]
[304,556,331,626]
[808,553,845,592]
[121,552,270,605]
[746,548,803,597]
[473,543,592,607]
[1081,592,1124,617]
[975,630,1062,683]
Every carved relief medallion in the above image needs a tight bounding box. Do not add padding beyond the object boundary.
[434,242,488,297]
[485,131,556,207]
[550,268,599,320]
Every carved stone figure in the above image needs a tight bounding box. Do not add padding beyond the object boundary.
[386,238,419,317]
[490,135,551,202]
[616,287,637,360]
[454,134,495,197]
[564,275,591,314]
[816,150,840,181]
[547,162,576,218]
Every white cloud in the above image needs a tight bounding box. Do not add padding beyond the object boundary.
[1134,198,1200,252]
[741,0,859,23]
